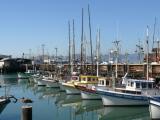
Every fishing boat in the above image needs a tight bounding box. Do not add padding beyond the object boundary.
[149,96,160,119]
[62,75,98,95]
[62,75,80,94]
[17,70,35,79]
[41,76,59,88]
[97,75,160,106]
[75,77,112,100]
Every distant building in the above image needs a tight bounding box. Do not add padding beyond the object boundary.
[0,58,32,73]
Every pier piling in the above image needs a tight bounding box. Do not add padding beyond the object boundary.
[21,105,32,120]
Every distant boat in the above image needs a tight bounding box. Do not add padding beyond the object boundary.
[41,74,59,88]
[149,96,160,119]
[17,70,35,79]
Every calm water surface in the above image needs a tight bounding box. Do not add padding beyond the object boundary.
[0,74,151,120]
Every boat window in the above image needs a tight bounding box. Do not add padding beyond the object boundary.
[88,77,91,81]
[98,80,101,84]
[128,81,131,86]
[102,80,104,85]
[141,82,147,88]
[106,80,109,86]
[148,83,152,89]
[136,82,140,88]
[72,77,78,80]
[92,78,95,81]
[83,78,86,81]
[131,82,134,87]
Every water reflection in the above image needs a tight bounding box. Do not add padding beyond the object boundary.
[98,106,150,120]
[75,100,103,115]
[0,102,10,114]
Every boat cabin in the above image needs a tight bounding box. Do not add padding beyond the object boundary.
[80,75,98,84]
[125,79,154,91]
[98,77,112,87]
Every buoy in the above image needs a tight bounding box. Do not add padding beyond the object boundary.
[20,97,33,104]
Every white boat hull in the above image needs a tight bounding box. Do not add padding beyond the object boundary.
[81,91,101,100]
[63,85,80,95]
[97,89,149,106]
[150,99,160,119]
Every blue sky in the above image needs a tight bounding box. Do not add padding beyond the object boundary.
[0,0,160,57]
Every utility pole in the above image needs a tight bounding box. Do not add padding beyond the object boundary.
[55,47,58,63]
[113,40,120,79]
[41,44,45,64]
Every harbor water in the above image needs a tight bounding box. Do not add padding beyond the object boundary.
[0,74,150,120]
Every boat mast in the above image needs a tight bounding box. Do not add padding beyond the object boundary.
[146,26,149,80]
[88,4,93,75]
[96,29,100,77]
[80,8,84,74]
[72,19,75,69]
[68,21,71,74]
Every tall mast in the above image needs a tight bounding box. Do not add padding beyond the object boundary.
[80,8,84,74]
[146,26,149,80]
[96,28,100,77]
[152,17,157,52]
[88,4,93,75]
[68,21,71,74]
[72,19,75,68]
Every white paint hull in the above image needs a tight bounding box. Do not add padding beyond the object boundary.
[81,91,101,100]
[150,99,160,119]
[97,89,149,106]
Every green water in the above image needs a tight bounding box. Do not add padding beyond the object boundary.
[0,74,150,120]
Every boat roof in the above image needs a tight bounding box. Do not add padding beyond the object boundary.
[80,75,98,78]
[127,79,154,83]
